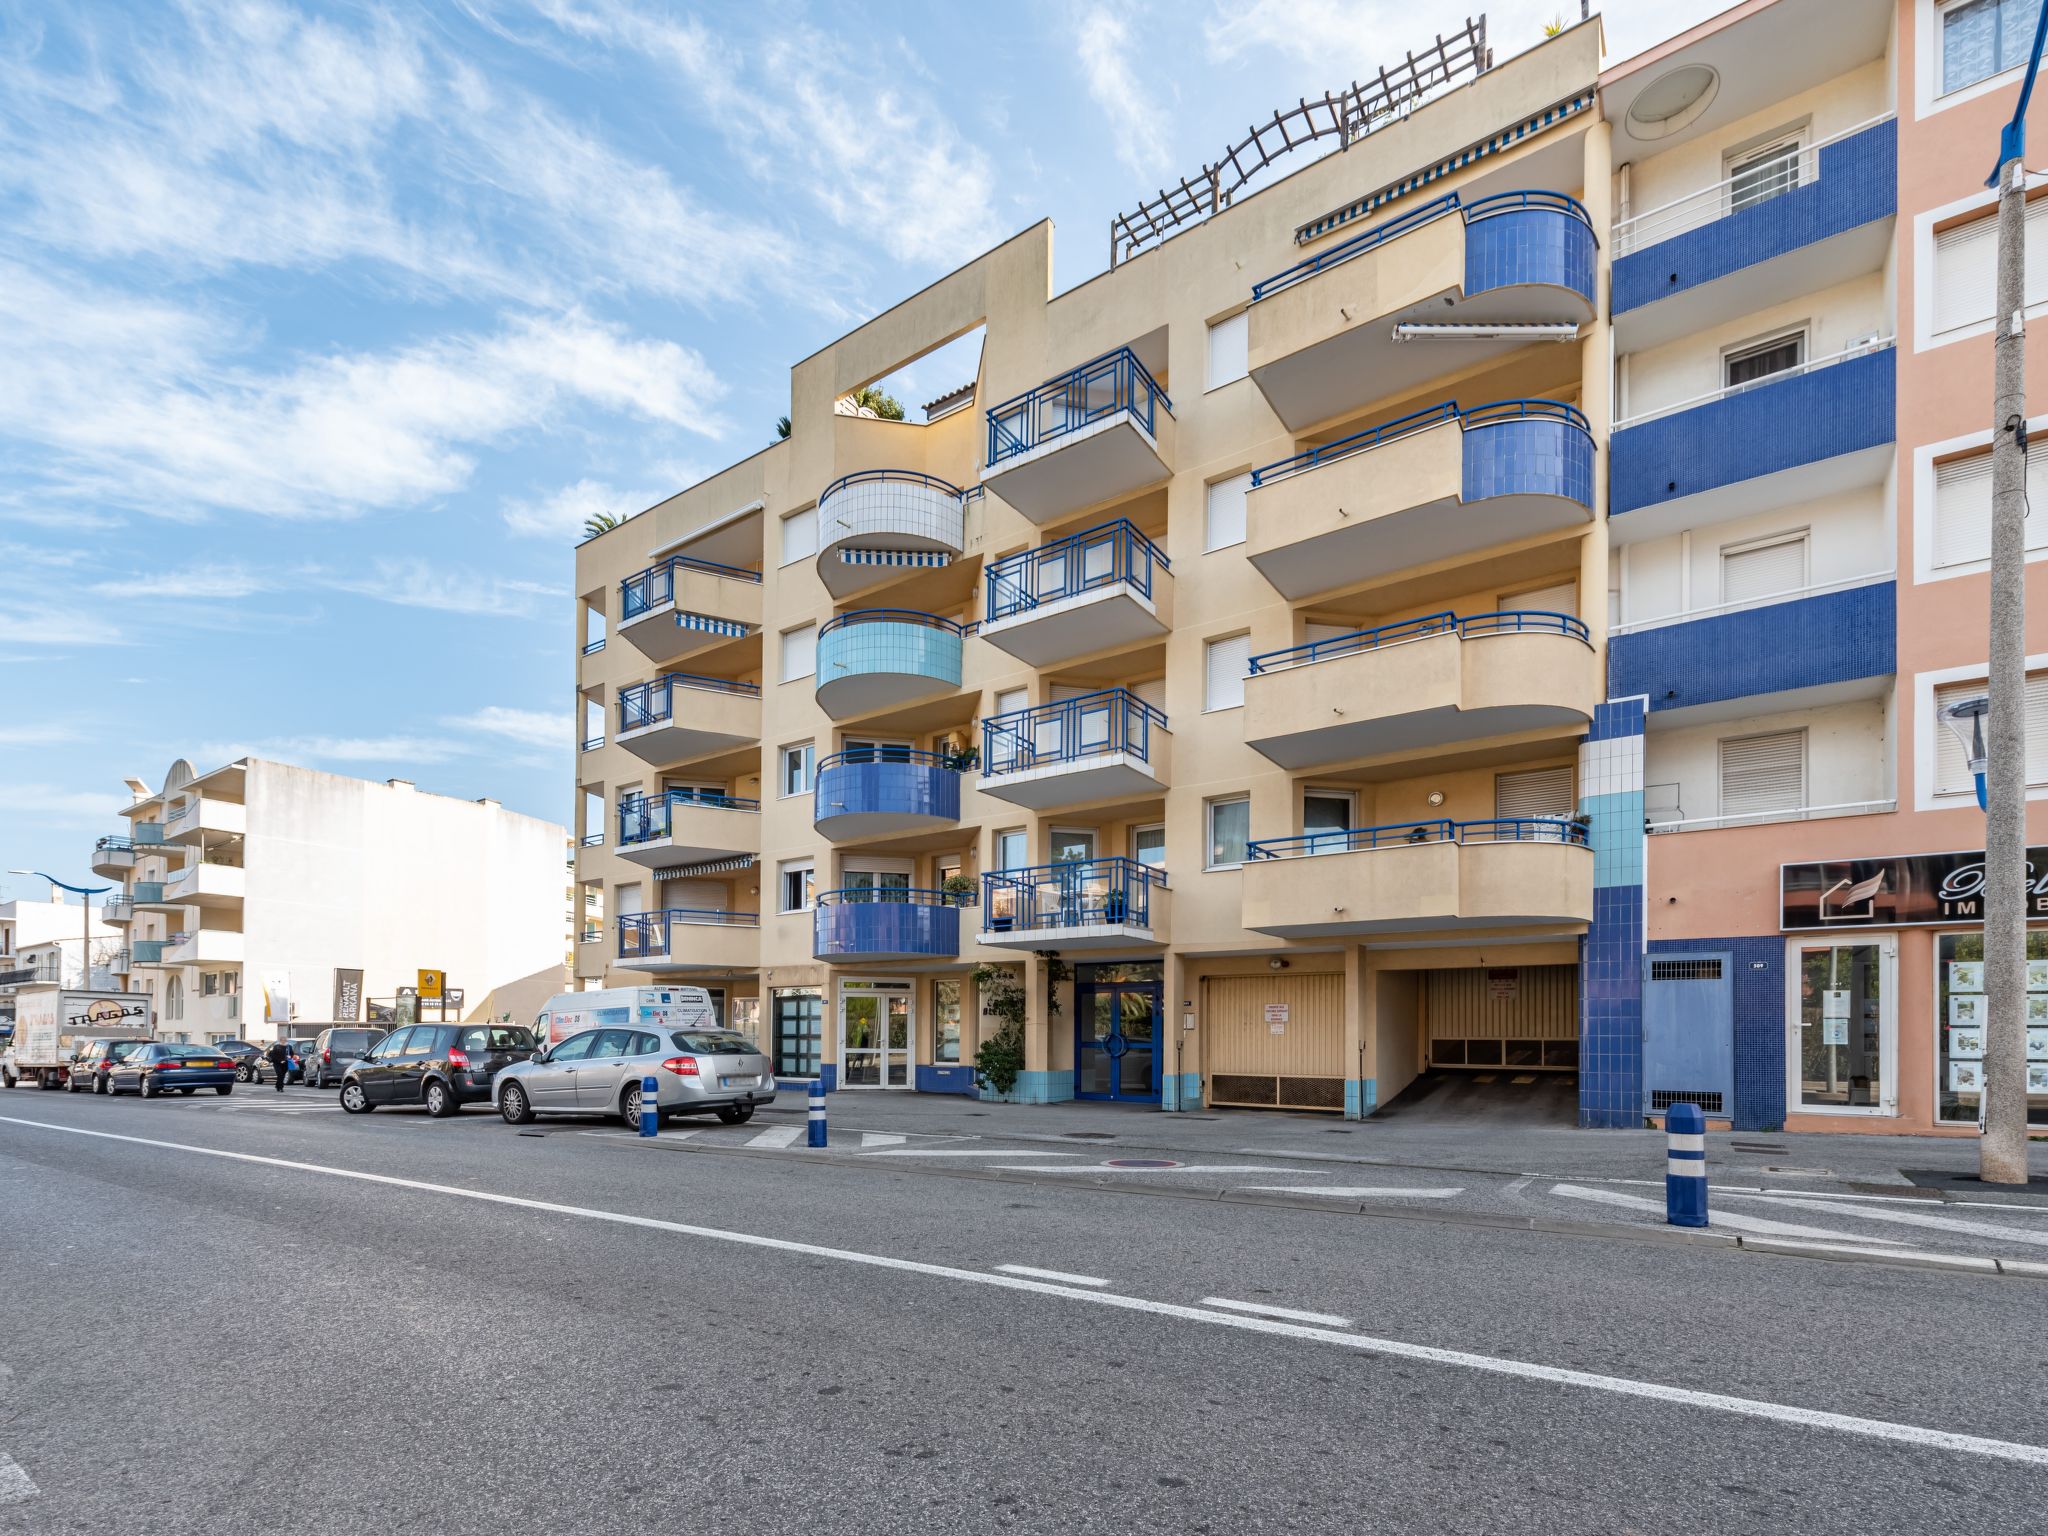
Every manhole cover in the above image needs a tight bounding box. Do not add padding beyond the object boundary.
[1103,1158,1180,1169]
[1061,1131,1116,1140]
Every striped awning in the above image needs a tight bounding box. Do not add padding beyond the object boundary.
[676,613,751,637]
[654,854,758,880]
[838,548,951,570]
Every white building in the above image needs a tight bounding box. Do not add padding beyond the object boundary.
[0,895,119,1023]
[90,758,569,1043]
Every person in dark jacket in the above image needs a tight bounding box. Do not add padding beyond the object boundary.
[264,1037,289,1092]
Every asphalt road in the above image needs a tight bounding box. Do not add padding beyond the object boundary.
[2,1087,2044,1534]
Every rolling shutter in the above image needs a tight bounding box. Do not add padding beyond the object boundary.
[1205,634,1250,710]
[1495,766,1574,818]
[1933,672,2048,794]
[1720,534,1806,603]
[1205,472,1249,552]
[1932,449,2048,569]
[781,508,818,564]
[1501,580,1576,615]
[780,623,816,682]
[1933,201,2048,337]
[1718,730,1805,817]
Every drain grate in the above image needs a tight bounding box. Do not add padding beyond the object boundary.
[1730,1141,1787,1153]
[1061,1131,1116,1140]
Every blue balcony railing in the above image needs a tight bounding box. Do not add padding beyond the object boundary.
[981,857,1166,932]
[982,688,1167,777]
[1248,818,1589,860]
[617,672,761,733]
[617,908,758,962]
[1248,610,1590,674]
[617,788,761,847]
[812,889,966,961]
[1252,399,1588,489]
[620,554,763,619]
[95,835,136,855]
[131,939,167,965]
[986,347,1171,468]
[985,519,1169,624]
[133,823,165,846]
[818,468,964,504]
[131,881,166,905]
[1251,190,1595,302]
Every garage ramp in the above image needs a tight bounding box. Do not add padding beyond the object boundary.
[1372,1069,1578,1127]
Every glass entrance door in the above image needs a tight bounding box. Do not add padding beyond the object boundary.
[1075,972,1160,1102]
[838,983,912,1088]
[1788,938,1894,1113]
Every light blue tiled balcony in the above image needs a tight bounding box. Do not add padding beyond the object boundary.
[815,610,966,720]
[812,891,964,963]
[813,748,963,841]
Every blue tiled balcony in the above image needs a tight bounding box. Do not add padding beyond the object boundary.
[812,891,963,963]
[1609,344,1894,532]
[1610,580,1896,715]
[813,748,963,841]
[815,610,967,719]
[1614,117,1895,348]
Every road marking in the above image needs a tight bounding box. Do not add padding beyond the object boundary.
[858,1148,1082,1158]
[992,1163,1288,1175]
[746,1125,801,1149]
[1731,1193,2048,1248]
[858,1132,907,1148]
[0,1454,36,1504]
[1231,1148,1392,1165]
[9,1113,2048,1469]
[1240,1185,1464,1200]
[1549,1184,1918,1246]
[997,1264,1110,1287]
[1201,1297,1354,1328]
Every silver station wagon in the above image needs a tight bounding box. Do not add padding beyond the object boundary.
[492,1025,776,1127]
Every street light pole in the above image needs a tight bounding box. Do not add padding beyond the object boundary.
[8,870,111,991]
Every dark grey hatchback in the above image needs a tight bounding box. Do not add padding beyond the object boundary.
[338,1023,537,1117]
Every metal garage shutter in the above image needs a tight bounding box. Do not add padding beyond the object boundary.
[1718,729,1805,818]
[1495,766,1573,819]
[1203,974,1345,1112]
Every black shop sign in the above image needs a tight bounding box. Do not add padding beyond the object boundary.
[1781,846,2048,931]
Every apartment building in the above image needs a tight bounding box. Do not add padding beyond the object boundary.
[90,758,568,1043]
[0,895,118,1026]
[572,0,2048,1134]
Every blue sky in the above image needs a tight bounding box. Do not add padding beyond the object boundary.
[0,0,1719,895]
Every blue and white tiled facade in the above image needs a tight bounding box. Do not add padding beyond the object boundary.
[1461,412,1597,509]
[1578,699,1646,1128]
[1463,200,1598,308]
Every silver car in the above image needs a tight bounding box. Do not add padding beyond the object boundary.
[493,1025,776,1127]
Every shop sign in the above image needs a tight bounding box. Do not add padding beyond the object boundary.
[1781,846,2048,930]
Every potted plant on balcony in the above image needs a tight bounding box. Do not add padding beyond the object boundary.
[1101,885,1128,924]
[943,744,979,773]
[941,872,977,907]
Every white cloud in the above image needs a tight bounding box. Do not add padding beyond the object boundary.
[0,601,129,649]
[185,734,464,768]
[1076,10,1173,184]
[502,477,656,540]
[0,723,83,748]
[0,781,131,825]
[454,706,571,750]
[89,564,281,600]
[316,558,558,620]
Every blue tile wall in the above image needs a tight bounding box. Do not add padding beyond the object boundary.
[1163,1071,1204,1112]
[1611,347,1894,516]
[1615,119,1896,314]
[1462,414,1596,509]
[915,1064,977,1096]
[1581,887,1645,1128]
[816,619,962,693]
[813,757,960,835]
[777,1063,838,1093]
[1344,1077,1378,1120]
[1648,936,1786,1132]
[1610,581,1896,713]
[811,900,961,961]
[1464,203,1598,307]
[980,1069,1076,1105]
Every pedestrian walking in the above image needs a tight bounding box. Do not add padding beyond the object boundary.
[265,1036,289,1092]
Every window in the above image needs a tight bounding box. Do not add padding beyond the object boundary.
[1725,134,1803,215]
[772,989,822,1078]
[1303,790,1354,853]
[781,507,818,565]
[549,1031,600,1063]
[1719,729,1807,818]
[1495,766,1574,819]
[1206,796,1251,868]
[1204,633,1250,711]
[994,829,1027,871]
[1720,532,1808,604]
[730,997,761,1043]
[1934,671,2048,794]
[934,979,962,1063]
[1204,472,1250,552]
[1129,824,1165,866]
[1724,330,1804,389]
[1942,0,2037,94]
[1500,579,1576,615]
[1932,448,2048,568]
[843,869,912,900]
[778,859,815,913]
[779,742,815,797]
[1931,200,2048,336]
[780,623,816,683]
[377,1027,416,1058]
[201,971,220,997]
[1050,828,1096,864]
[400,1030,437,1060]
[1205,311,1248,389]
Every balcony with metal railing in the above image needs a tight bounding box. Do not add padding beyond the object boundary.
[131,881,175,910]
[979,520,1172,666]
[1247,190,1597,430]
[91,837,137,877]
[617,554,763,664]
[100,895,133,925]
[1245,611,1598,769]
[813,888,965,963]
[979,689,1169,810]
[164,861,245,908]
[815,470,968,600]
[1243,818,1592,938]
[614,789,760,868]
[130,939,170,967]
[164,796,245,845]
[165,928,244,967]
[1245,399,1595,600]
[977,858,1169,950]
[616,908,759,973]
[108,946,132,974]
[982,348,1174,524]
[815,610,968,720]
[615,672,762,765]
[813,747,964,841]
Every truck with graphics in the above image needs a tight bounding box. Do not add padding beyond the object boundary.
[1,987,156,1089]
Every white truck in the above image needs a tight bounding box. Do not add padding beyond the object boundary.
[533,986,717,1048]
[1,987,156,1090]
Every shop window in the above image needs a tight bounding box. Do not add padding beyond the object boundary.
[934,979,962,1063]
[772,989,822,1078]
[1934,931,2048,1125]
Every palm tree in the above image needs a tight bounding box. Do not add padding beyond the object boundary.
[582,510,622,540]
[775,415,792,440]
[843,385,906,421]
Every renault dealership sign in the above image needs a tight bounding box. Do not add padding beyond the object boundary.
[1782,846,2048,930]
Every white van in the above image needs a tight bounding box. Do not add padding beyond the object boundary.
[534,987,717,1048]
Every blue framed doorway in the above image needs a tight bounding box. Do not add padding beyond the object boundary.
[1075,961,1163,1102]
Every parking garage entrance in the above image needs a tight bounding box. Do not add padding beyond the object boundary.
[1421,964,1579,1072]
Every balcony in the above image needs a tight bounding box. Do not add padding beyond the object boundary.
[616,909,759,973]
[131,881,177,911]
[979,520,1172,666]
[977,858,1169,951]
[108,947,132,974]
[812,890,965,963]
[1610,579,1896,717]
[615,790,760,868]
[816,471,968,599]
[813,747,963,841]
[132,822,165,847]
[1246,400,1594,599]
[983,348,1174,524]
[815,611,967,719]
[1613,117,1896,351]
[130,939,169,967]
[1610,341,1894,536]
[616,673,762,765]
[1248,190,1597,430]
[617,555,763,664]
[1243,819,1593,939]
[91,837,136,877]
[979,690,1169,810]
[164,863,244,908]
[1246,612,1598,769]
[164,796,246,845]
[165,929,244,967]
[100,895,132,926]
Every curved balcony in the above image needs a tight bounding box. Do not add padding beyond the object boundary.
[983,348,1175,524]
[616,673,762,765]
[100,895,133,926]
[813,747,963,841]
[977,858,1169,950]
[618,555,763,664]
[1246,399,1594,599]
[1243,819,1592,939]
[815,610,967,719]
[91,837,136,878]
[1245,611,1598,769]
[812,890,964,963]
[979,689,1169,810]
[980,520,1172,666]
[1248,190,1597,430]
[617,909,759,974]
[616,790,760,868]
[816,471,967,599]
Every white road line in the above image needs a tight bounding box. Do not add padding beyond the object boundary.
[996,1264,1111,1287]
[1591,1177,2048,1211]
[1241,1186,1465,1200]
[746,1125,801,1149]
[1549,1184,1919,1246]
[858,1132,907,1148]
[1731,1193,2048,1248]
[1201,1297,1355,1328]
[858,1148,1083,1158]
[0,1454,37,1504]
[991,1163,1290,1175]
[8,1115,2048,1470]
[1232,1148,1392,1165]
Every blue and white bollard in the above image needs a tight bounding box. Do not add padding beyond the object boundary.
[1664,1101,1708,1227]
[638,1073,660,1138]
[807,1081,827,1149]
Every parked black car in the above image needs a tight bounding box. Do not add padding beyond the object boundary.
[339,1023,538,1117]
[65,1038,153,1094]
[306,1028,386,1090]
[216,1040,263,1082]
[106,1043,237,1097]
